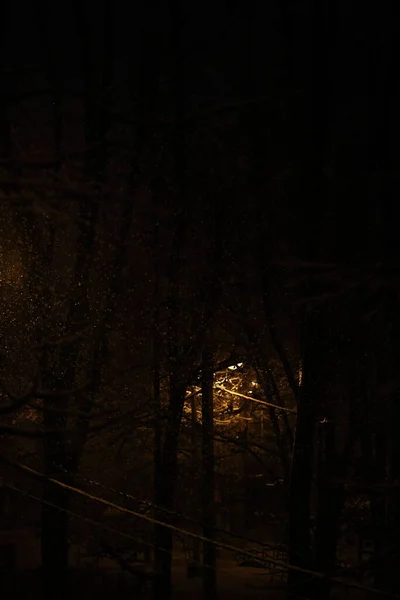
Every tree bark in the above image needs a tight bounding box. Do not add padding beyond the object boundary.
[313,422,343,600]
[369,432,387,589]
[286,313,321,597]
[191,392,201,564]
[154,385,186,600]
[40,4,112,597]
[201,349,217,600]
[153,3,188,596]
[41,398,69,600]
[384,297,400,594]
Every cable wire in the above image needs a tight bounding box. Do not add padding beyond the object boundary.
[52,461,285,554]
[7,483,265,582]
[6,483,169,556]
[2,454,400,599]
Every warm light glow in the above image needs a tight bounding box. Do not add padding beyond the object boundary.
[183,362,296,434]
[228,362,244,371]
[298,365,303,386]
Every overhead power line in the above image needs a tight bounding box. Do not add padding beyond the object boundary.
[52,461,282,553]
[6,484,271,584]
[2,455,400,599]
[6,483,169,556]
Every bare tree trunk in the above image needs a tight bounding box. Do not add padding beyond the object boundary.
[201,349,217,600]
[286,315,320,596]
[313,421,343,599]
[41,390,69,600]
[34,5,70,595]
[369,432,387,589]
[154,384,186,600]
[383,295,400,594]
[154,3,187,597]
[39,4,112,597]
[153,214,187,600]
[285,0,334,595]
[152,231,163,566]
[191,391,201,565]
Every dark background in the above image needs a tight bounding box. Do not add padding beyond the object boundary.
[0,2,399,600]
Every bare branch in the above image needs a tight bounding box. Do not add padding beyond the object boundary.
[28,402,116,419]
[0,385,36,415]
[215,384,297,414]
[0,357,42,414]
[32,332,89,351]
[0,425,71,437]
[34,381,92,399]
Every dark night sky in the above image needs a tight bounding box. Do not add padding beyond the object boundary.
[1,6,400,600]
[2,1,288,95]
[1,1,399,262]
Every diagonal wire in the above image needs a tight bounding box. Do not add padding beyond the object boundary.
[2,455,400,599]
[52,461,285,553]
[6,483,262,581]
[5,483,168,556]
